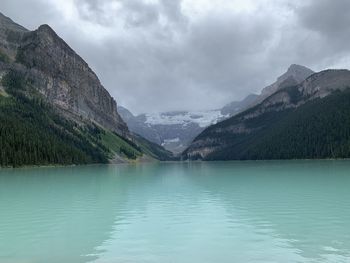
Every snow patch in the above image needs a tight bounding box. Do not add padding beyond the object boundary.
[161,138,180,146]
[145,110,227,128]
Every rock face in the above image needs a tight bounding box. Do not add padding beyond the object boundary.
[183,69,350,160]
[0,13,129,137]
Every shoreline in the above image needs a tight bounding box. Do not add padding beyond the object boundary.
[2,158,350,170]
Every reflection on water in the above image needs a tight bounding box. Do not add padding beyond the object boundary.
[0,161,350,262]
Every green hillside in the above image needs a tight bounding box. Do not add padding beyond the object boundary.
[133,134,175,161]
[0,71,107,167]
[0,70,171,167]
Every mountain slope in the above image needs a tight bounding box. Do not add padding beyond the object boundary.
[133,134,175,161]
[17,24,129,136]
[0,69,163,166]
[0,12,171,166]
[183,69,350,160]
[0,71,108,166]
[117,106,162,145]
[0,12,128,136]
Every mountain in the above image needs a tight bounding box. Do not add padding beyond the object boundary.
[119,64,314,154]
[260,64,315,99]
[118,106,226,154]
[183,69,350,160]
[220,64,314,117]
[117,106,162,145]
[0,12,172,166]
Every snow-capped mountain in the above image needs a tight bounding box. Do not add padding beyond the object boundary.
[118,108,227,153]
[144,110,225,128]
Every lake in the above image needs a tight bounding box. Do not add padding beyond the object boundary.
[1,161,350,263]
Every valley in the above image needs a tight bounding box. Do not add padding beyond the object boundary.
[1,11,350,166]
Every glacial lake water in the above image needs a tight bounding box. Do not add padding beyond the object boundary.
[1,161,350,263]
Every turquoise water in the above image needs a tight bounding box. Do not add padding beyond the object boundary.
[1,161,350,263]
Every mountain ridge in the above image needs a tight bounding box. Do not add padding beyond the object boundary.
[220,64,314,118]
[183,68,350,160]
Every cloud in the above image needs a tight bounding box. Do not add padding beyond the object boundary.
[297,0,350,52]
[1,0,350,114]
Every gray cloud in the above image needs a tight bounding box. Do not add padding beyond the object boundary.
[297,0,350,52]
[1,0,350,114]
[75,0,187,30]
[76,0,160,27]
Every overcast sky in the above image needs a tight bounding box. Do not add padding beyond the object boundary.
[1,0,350,114]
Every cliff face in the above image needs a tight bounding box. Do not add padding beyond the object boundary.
[16,24,128,136]
[0,13,129,137]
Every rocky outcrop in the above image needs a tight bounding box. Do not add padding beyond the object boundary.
[299,69,350,98]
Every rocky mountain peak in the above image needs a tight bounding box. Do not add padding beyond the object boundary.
[0,13,130,137]
[222,64,315,118]
[38,24,54,32]
[256,69,350,116]
[260,64,314,99]
[287,63,310,72]
[284,64,315,83]
[36,24,66,46]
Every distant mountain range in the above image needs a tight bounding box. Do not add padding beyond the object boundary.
[0,12,172,167]
[118,107,226,153]
[119,64,315,154]
[183,69,350,160]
